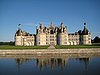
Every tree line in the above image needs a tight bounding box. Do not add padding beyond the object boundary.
[0,41,15,45]
[92,36,100,43]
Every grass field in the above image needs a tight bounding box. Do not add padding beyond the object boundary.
[55,45,100,49]
[0,44,100,49]
[0,45,49,50]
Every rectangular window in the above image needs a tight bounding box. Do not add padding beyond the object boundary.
[39,42,40,44]
[50,39,54,41]
[88,41,90,43]
[50,36,54,38]
[65,42,67,44]
[46,42,48,44]
[88,38,91,40]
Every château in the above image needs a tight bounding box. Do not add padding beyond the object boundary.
[15,22,91,46]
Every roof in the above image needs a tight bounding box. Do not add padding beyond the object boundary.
[82,26,89,35]
[16,28,35,36]
[16,28,22,36]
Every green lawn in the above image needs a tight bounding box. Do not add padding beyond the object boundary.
[55,45,100,49]
[0,45,100,50]
[0,45,49,50]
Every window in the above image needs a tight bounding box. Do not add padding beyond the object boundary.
[76,42,78,45]
[32,39,34,41]
[50,30,54,34]
[65,42,67,44]
[50,39,54,41]
[46,42,48,44]
[50,36,54,38]
[50,42,54,45]
[88,38,91,40]
[88,41,90,43]
[76,39,79,40]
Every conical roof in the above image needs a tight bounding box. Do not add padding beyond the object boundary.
[82,23,89,35]
[16,28,22,36]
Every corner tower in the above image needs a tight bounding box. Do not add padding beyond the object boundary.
[15,28,23,46]
[82,22,91,45]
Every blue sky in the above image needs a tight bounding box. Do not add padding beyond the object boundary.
[0,0,100,42]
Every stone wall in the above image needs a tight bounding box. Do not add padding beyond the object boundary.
[0,48,100,55]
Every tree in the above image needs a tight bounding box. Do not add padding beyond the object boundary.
[93,36,100,43]
[0,41,15,45]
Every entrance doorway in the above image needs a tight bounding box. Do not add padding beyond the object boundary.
[50,42,54,46]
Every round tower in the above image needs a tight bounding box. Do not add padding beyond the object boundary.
[82,22,91,45]
[58,22,69,45]
[15,27,23,46]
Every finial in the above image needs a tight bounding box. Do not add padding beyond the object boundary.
[61,22,64,28]
[83,19,86,26]
[40,22,42,25]
[18,24,21,29]
[50,21,53,26]
[61,22,64,25]
[18,24,21,26]
[84,22,86,26]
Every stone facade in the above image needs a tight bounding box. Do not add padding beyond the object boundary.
[15,22,91,46]
[15,28,34,46]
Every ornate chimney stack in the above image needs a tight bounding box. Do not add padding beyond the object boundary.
[61,22,64,33]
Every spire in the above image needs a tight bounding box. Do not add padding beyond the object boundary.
[60,22,64,33]
[50,21,54,28]
[84,22,87,29]
[61,22,64,28]
[50,21,53,26]
[82,22,88,35]
[61,22,64,25]
[40,22,42,25]
[40,22,43,29]
[84,22,86,28]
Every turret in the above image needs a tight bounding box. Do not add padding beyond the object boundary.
[39,22,43,33]
[40,22,43,29]
[58,22,69,45]
[36,26,38,34]
[82,22,91,45]
[15,24,23,46]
